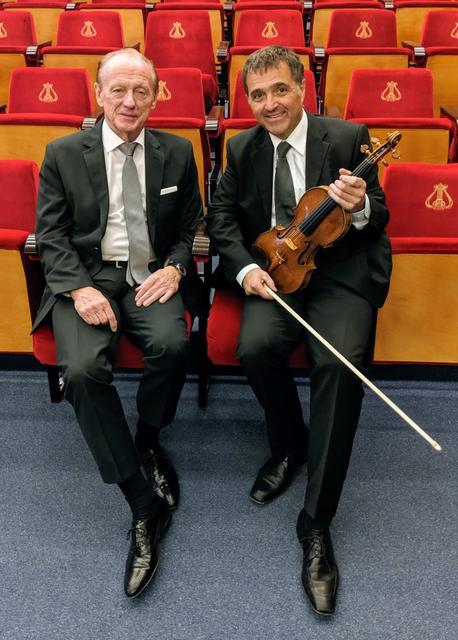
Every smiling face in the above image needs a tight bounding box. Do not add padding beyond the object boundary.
[95,53,157,142]
[245,61,305,139]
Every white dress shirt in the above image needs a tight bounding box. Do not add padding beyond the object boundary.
[100,120,152,262]
[237,110,371,286]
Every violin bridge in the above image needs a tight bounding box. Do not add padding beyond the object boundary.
[284,238,298,251]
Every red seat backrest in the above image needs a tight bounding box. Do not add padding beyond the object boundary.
[421,9,458,47]
[55,10,124,47]
[153,67,205,119]
[344,68,435,118]
[382,163,458,238]
[145,10,216,80]
[0,10,36,45]
[7,67,94,115]
[0,159,38,232]
[234,9,305,47]
[327,8,398,47]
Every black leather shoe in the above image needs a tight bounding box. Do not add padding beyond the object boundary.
[124,510,171,599]
[140,447,179,510]
[299,528,339,616]
[249,454,306,504]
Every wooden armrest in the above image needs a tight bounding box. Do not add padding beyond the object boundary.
[125,42,141,52]
[192,221,211,259]
[205,105,224,133]
[216,40,230,60]
[311,42,325,61]
[440,105,458,122]
[401,40,425,58]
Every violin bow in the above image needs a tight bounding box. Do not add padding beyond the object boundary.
[264,284,442,453]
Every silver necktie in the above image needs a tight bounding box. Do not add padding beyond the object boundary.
[118,142,151,285]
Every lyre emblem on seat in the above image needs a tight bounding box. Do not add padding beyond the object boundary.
[157,80,172,101]
[38,82,58,103]
[451,23,458,39]
[380,81,402,102]
[0,23,8,39]
[425,183,454,210]
[169,21,186,38]
[81,20,97,37]
[261,21,278,39]
[355,21,373,39]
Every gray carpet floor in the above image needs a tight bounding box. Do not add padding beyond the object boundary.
[0,371,456,640]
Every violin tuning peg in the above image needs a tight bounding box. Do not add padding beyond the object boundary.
[370,136,381,149]
[391,150,401,160]
[381,159,388,167]
[360,144,370,155]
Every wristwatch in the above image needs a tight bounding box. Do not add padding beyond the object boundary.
[165,258,187,277]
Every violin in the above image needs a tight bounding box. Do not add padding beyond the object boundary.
[252,131,402,294]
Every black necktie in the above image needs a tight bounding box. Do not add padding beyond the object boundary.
[274,140,296,227]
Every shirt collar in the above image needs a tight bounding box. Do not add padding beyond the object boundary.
[102,119,145,152]
[269,109,308,156]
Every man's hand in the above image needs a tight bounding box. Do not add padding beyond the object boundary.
[242,268,277,299]
[134,266,181,307]
[70,286,118,332]
[328,168,366,213]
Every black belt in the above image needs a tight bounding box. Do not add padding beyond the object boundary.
[102,260,128,268]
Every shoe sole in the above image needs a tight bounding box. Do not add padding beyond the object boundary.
[126,513,172,600]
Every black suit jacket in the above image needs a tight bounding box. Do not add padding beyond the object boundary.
[208,113,392,308]
[33,120,207,329]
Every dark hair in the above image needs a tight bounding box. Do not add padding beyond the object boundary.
[242,46,304,94]
[96,48,157,92]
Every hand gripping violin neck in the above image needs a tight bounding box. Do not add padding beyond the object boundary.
[252,131,402,294]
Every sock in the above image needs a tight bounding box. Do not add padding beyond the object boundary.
[118,470,160,520]
[297,508,331,539]
[135,420,160,452]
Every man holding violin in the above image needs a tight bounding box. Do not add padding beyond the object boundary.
[208,46,392,615]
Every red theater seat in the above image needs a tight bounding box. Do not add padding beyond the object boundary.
[41,10,127,100]
[0,67,95,168]
[344,67,452,178]
[318,8,411,113]
[145,67,211,203]
[0,159,40,354]
[144,10,219,110]
[0,10,42,104]
[373,163,458,364]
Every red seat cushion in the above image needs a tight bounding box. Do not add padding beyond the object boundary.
[207,290,309,367]
[33,313,193,367]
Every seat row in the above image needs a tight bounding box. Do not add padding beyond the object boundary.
[0,64,456,209]
[1,6,458,113]
[1,158,458,406]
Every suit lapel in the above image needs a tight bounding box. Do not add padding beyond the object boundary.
[305,113,330,188]
[144,129,164,250]
[82,121,109,233]
[250,127,274,225]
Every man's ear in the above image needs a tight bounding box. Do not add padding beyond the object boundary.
[94,83,103,108]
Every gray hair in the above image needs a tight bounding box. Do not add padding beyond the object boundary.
[96,48,158,92]
[242,46,304,94]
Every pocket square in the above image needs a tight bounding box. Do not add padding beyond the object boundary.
[160,186,178,195]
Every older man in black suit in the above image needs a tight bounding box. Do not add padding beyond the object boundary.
[208,46,392,615]
[34,48,205,598]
